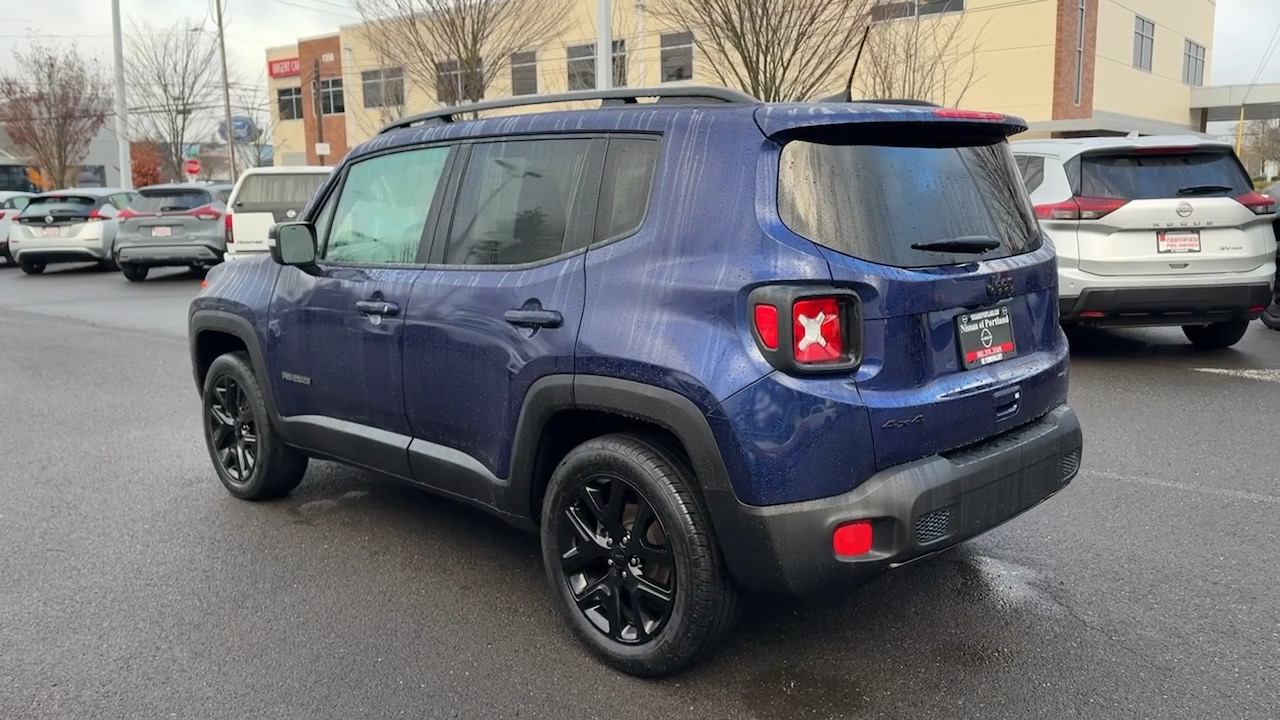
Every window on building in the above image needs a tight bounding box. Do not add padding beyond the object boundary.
[362,67,405,109]
[511,51,538,96]
[277,87,303,120]
[319,77,344,115]
[660,32,694,82]
[1183,40,1206,86]
[565,41,627,91]
[1133,16,1154,72]
[445,138,593,266]
[436,59,485,106]
[870,0,963,21]
[1074,0,1086,105]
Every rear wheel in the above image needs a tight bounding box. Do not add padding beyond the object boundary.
[120,263,148,282]
[1182,320,1250,349]
[202,352,308,500]
[99,257,118,271]
[540,433,742,677]
[17,258,45,275]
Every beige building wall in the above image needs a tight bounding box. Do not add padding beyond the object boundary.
[1091,0,1216,128]
[266,44,307,166]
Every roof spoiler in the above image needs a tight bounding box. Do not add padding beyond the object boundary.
[755,104,1029,141]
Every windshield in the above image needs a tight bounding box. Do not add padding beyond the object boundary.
[21,195,97,215]
[234,173,328,205]
[131,189,214,213]
[1073,149,1253,199]
[778,136,1041,268]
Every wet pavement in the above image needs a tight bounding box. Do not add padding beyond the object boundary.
[2,262,1278,719]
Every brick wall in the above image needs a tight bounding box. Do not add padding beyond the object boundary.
[1052,0,1099,120]
[298,35,348,165]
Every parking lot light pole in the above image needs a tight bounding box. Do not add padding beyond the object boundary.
[595,0,611,90]
[215,0,237,182]
[111,0,132,189]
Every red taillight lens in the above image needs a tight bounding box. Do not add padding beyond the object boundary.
[117,207,139,220]
[225,212,234,243]
[934,107,1005,121]
[754,304,779,350]
[792,297,843,363]
[1234,190,1276,215]
[87,208,108,221]
[833,521,873,557]
[189,204,222,221]
[1034,196,1128,221]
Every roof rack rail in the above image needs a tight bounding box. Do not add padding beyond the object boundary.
[379,85,760,134]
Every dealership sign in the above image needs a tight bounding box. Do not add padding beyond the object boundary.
[268,57,300,78]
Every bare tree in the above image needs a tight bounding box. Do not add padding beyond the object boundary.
[352,0,573,109]
[1245,119,1280,178]
[230,83,276,169]
[0,41,109,188]
[346,49,409,139]
[649,0,875,102]
[855,11,988,107]
[126,20,223,182]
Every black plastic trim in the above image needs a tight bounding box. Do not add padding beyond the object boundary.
[1059,283,1271,325]
[747,285,863,374]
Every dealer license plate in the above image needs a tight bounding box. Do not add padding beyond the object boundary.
[957,306,1018,370]
[41,227,60,237]
[1157,230,1200,253]
[151,226,173,238]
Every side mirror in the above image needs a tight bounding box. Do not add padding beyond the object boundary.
[268,222,318,268]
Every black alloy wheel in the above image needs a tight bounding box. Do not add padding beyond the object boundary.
[207,374,258,485]
[557,474,677,644]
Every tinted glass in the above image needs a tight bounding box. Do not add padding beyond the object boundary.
[778,138,1040,268]
[235,173,328,205]
[446,138,591,266]
[132,189,212,212]
[2,196,30,210]
[324,145,450,264]
[595,138,658,242]
[22,196,97,215]
[1015,155,1046,194]
[1075,150,1253,199]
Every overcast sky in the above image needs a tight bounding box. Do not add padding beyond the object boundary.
[1,0,1277,101]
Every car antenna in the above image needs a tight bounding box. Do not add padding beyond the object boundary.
[840,24,873,103]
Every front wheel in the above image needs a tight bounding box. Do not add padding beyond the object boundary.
[202,352,308,500]
[1182,320,1250,349]
[120,263,148,282]
[540,434,742,677]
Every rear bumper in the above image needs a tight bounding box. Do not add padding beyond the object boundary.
[11,247,108,263]
[717,404,1082,597]
[1059,283,1272,326]
[116,243,223,266]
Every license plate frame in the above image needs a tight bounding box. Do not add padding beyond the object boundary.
[151,226,173,238]
[956,305,1018,370]
[41,226,60,237]
[1157,229,1201,254]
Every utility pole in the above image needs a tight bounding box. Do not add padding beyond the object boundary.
[312,59,327,164]
[111,0,132,189]
[595,0,612,90]
[214,0,237,182]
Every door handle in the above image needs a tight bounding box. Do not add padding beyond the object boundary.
[504,309,563,329]
[356,299,400,316]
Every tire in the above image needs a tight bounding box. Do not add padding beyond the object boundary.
[1262,303,1280,331]
[540,433,743,677]
[17,258,45,275]
[99,257,118,272]
[201,352,308,500]
[120,263,148,282]
[1182,320,1250,349]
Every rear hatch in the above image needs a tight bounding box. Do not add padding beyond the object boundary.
[763,105,1068,470]
[120,188,223,244]
[228,172,329,253]
[16,195,101,239]
[1041,145,1274,276]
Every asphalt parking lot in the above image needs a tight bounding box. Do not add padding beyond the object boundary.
[2,261,1279,719]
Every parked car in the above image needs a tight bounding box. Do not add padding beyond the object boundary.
[1262,180,1280,330]
[1012,136,1277,348]
[0,190,35,265]
[7,187,137,275]
[189,87,1083,677]
[113,182,233,281]
[223,166,331,260]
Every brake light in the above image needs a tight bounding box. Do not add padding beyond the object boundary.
[833,521,873,557]
[87,207,108,221]
[792,297,843,363]
[1234,190,1276,215]
[225,212,234,243]
[117,207,140,220]
[753,304,779,350]
[749,287,861,374]
[1034,196,1128,221]
[188,204,222,221]
[934,108,1005,121]
[1132,146,1195,154]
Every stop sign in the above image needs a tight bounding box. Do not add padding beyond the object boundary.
[183,158,202,176]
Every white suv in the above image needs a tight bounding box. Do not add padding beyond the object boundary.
[1013,135,1277,348]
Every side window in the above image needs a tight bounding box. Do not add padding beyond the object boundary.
[323,145,450,265]
[13,197,30,210]
[594,137,659,243]
[1014,155,1046,195]
[445,138,592,266]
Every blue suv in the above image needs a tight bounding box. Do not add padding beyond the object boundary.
[189,86,1083,677]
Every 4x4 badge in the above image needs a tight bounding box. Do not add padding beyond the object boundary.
[1176,202,1194,217]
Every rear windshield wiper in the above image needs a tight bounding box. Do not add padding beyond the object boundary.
[910,236,1002,253]
[1176,184,1234,196]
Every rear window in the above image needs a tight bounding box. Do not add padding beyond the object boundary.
[1072,149,1252,199]
[131,189,213,212]
[778,138,1041,268]
[234,173,328,205]
[22,196,97,215]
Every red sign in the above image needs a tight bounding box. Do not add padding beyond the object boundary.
[183,158,202,176]
[268,57,301,78]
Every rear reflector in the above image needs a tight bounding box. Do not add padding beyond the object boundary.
[1080,310,1105,318]
[1034,196,1128,221]
[1250,305,1266,313]
[833,521,873,556]
[753,304,779,350]
[1234,190,1276,215]
[792,297,843,363]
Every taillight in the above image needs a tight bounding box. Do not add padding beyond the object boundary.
[1034,196,1128,221]
[188,204,221,221]
[934,107,1005,121]
[87,208,108,221]
[117,207,139,220]
[1234,190,1276,215]
[225,212,234,243]
[749,286,862,374]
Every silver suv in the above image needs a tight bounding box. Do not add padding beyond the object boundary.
[114,183,233,281]
[1013,135,1277,348]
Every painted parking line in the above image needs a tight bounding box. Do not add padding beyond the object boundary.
[1191,367,1280,383]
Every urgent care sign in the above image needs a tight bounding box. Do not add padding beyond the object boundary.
[268,57,301,78]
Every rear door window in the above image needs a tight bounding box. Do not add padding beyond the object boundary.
[1071,149,1253,199]
[132,189,213,212]
[778,137,1040,268]
[234,173,328,206]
